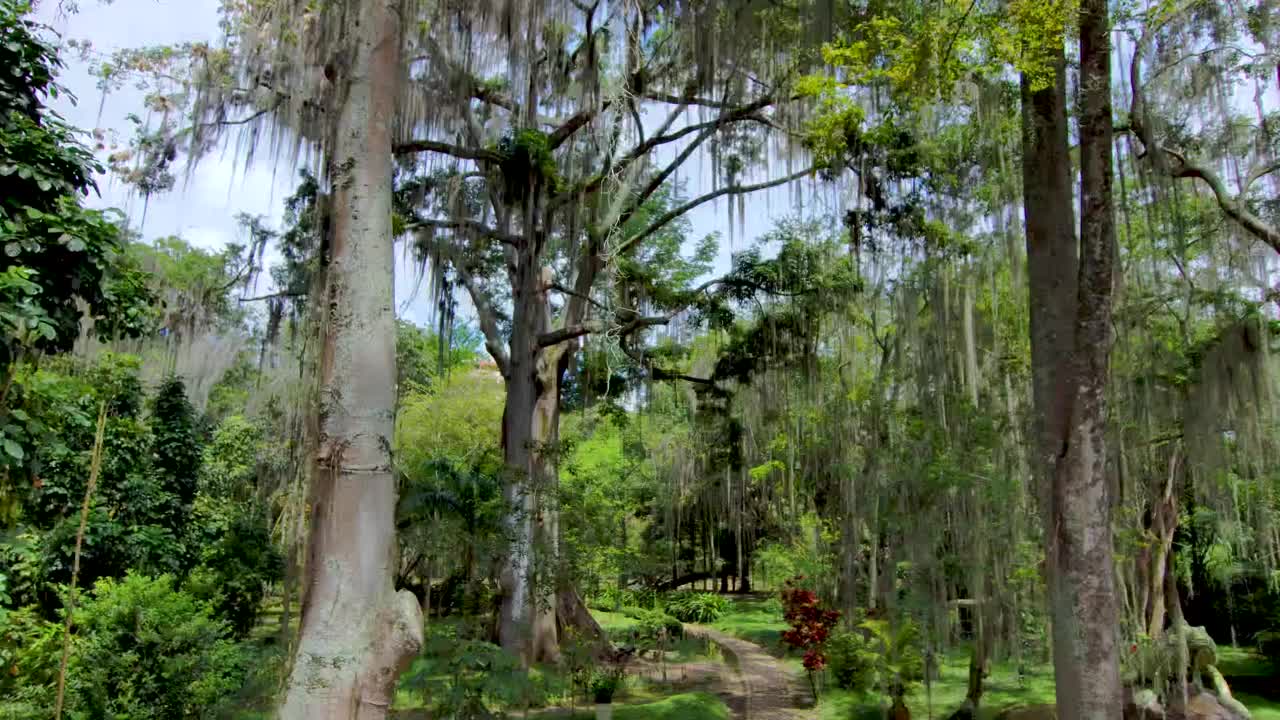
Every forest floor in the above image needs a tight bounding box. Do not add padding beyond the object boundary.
[232,596,1278,720]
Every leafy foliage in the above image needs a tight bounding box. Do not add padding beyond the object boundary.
[664,591,731,623]
[0,0,155,365]
[780,577,842,672]
[827,617,925,698]
[61,573,250,720]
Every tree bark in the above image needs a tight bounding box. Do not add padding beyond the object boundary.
[498,258,561,665]
[1019,2,1124,716]
[277,1,424,717]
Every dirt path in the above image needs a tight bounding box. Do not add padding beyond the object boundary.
[684,624,816,720]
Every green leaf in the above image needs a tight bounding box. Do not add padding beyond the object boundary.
[4,243,19,257]
[3,439,24,461]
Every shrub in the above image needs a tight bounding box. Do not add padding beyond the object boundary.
[402,623,542,717]
[0,606,59,715]
[589,665,625,703]
[826,629,879,692]
[635,609,684,643]
[186,500,283,637]
[64,573,250,719]
[780,577,841,671]
[664,592,730,623]
[1257,628,1280,665]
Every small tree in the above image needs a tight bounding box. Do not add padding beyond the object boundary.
[780,576,841,697]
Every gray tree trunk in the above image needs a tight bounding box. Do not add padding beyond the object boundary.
[277,1,423,716]
[1021,7,1123,717]
[498,258,560,664]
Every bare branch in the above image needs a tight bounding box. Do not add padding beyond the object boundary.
[538,312,670,348]
[555,96,774,208]
[538,320,604,347]
[239,290,304,303]
[393,139,502,163]
[548,101,612,150]
[407,219,522,247]
[549,282,607,312]
[618,166,817,255]
[1244,158,1280,194]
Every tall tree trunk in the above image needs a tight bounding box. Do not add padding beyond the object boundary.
[499,258,560,664]
[1020,3,1124,716]
[277,1,423,716]
[1064,1,1123,714]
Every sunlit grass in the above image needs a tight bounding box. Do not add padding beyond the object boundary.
[593,609,641,636]
[817,652,1056,720]
[711,597,789,652]
[528,691,730,720]
[1216,646,1280,720]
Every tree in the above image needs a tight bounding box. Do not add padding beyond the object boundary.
[0,1,154,366]
[0,0,155,509]
[389,1,826,662]
[1042,0,1122,713]
[268,0,424,714]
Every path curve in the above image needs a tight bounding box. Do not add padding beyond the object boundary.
[684,624,816,720]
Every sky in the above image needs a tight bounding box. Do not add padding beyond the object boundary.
[33,0,833,331]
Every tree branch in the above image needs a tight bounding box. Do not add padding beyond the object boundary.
[618,166,817,255]
[555,96,775,209]
[547,101,613,150]
[393,139,502,163]
[456,271,510,376]
[1126,31,1280,255]
[407,219,522,247]
[538,312,671,348]
[239,290,304,303]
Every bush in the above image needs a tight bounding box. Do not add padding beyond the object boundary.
[63,573,250,719]
[664,592,730,623]
[186,499,283,637]
[826,629,879,692]
[402,623,544,717]
[589,665,625,703]
[0,606,59,716]
[634,609,684,643]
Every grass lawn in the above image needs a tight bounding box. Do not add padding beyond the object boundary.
[816,651,1056,720]
[711,597,789,651]
[593,609,641,636]
[529,691,730,720]
[1217,646,1280,720]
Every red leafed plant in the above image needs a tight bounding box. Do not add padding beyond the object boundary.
[779,576,841,695]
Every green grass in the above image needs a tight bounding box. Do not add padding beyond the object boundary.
[711,597,789,651]
[1216,646,1280,720]
[593,609,641,636]
[531,691,730,720]
[816,651,1057,720]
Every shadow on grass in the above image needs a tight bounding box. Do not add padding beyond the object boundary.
[524,691,730,720]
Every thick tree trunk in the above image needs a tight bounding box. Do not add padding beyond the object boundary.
[1019,4,1123,717]
[277,2,423,717]
[499,259,560,665]
[1061,2,1123,715]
